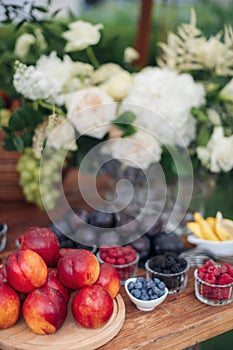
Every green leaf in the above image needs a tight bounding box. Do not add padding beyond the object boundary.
[1,126,11,136]
[12,135,24,152]
[113,111,136,125]
[21,132,33,147]
[22,103,44,127]
[197,125,211,146]
[3,137,17,151]
[192,108,208,122]
[8,110,26,131]
[112,111,137,137]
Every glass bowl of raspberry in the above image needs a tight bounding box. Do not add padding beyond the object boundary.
[97,245,140,285]
[194,260,233,306]
[145,253,189,294]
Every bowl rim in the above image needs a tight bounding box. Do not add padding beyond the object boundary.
[96,251,140,268]
[125,277,168,304]
[194,268,233,287]
[187,234,233,245]
[145,258,189,277]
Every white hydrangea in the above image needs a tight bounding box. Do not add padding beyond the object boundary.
[13,62,49,100]
[63,20,103,52]
[66,87,117,139]
[120,67,205,147]
[197,126,233,173]
[102,130,162,169]
[13,52,74,104]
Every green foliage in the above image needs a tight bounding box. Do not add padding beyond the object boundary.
[113,111,137,137]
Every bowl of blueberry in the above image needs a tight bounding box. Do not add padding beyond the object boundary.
[125,276,168,311]
[145,253,189,294]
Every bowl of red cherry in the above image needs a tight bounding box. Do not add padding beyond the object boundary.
[97,245,139,285]
[194,260,233,306]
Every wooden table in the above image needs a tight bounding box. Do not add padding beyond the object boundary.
[1,168,233,350]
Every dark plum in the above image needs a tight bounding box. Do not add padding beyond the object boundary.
[72,226,97,246]
[131,235,151,260]
[153,231,185,255]
[89,209,117,228]
[48,221,70,243]
[64,208,89,230]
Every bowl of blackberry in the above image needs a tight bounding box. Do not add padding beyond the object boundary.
[125,276,168,311]
[145,253,189,294]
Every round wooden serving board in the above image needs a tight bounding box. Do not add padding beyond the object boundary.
[0,294,125,350]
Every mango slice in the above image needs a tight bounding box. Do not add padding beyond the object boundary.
[193,212,219,241]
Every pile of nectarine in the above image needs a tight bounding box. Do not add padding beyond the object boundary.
[0,226,121,334]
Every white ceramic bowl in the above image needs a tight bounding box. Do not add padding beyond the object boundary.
[187,234,233,257]
[125,277,168,311]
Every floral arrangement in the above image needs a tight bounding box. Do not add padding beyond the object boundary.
[1,7,233,209]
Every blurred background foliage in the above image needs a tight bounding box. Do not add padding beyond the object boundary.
[1,0,233,98]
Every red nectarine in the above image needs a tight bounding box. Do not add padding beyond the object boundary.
[0,282,20,329]
[95,263,120,298]
[58,249,100,290]
[23,287,67,334]
[72,285,114,328]
[44,268,71,303]
[5,249,48,293]
[21,227,60,266]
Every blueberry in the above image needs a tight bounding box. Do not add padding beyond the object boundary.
[158,281,166,290]
[150,294,158,300]
[136,277,145,283]
[134,281,143,289]
[153,278,161,285]
[140,294,149,301]
[152,286,160,295]
[131,288,141,299]
[145,279,153,289]
[157,289,164,297]
[147,288,153,296]
[128,282,135,291]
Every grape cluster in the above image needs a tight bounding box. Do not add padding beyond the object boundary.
[17,148,66,210]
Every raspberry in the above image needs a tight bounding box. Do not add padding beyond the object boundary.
[197,266,206,279]
[204,260,215,269]
[116,249,124,258]
[202,272,216,284]
[218,264,230,274]
[100,252,107,261]
[117,258,126,265]
[229,268,233,278]
[124,255,135,263]
[99,245,109,253]
[218,273,233,285]
[105,257,116,264]
[108,248,117,258]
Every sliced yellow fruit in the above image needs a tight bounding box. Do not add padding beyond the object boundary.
[206,217,216,231]
[186,222,204,239]
[194,212,219,241]
[215,211,233,241]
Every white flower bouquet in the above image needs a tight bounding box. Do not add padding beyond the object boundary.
[1,5,233,210]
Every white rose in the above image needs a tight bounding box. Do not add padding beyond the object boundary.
[46,116,77,151]
[120,67,205,147]
[14,33,36,59]
[197,126,233,173]
[124,47,140,64]
[218,79,233,102]
[91,63,123,84]
[102,130,162,169]
[66,87,116,139]
[63,20,103,52]
[100,71,133,101]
